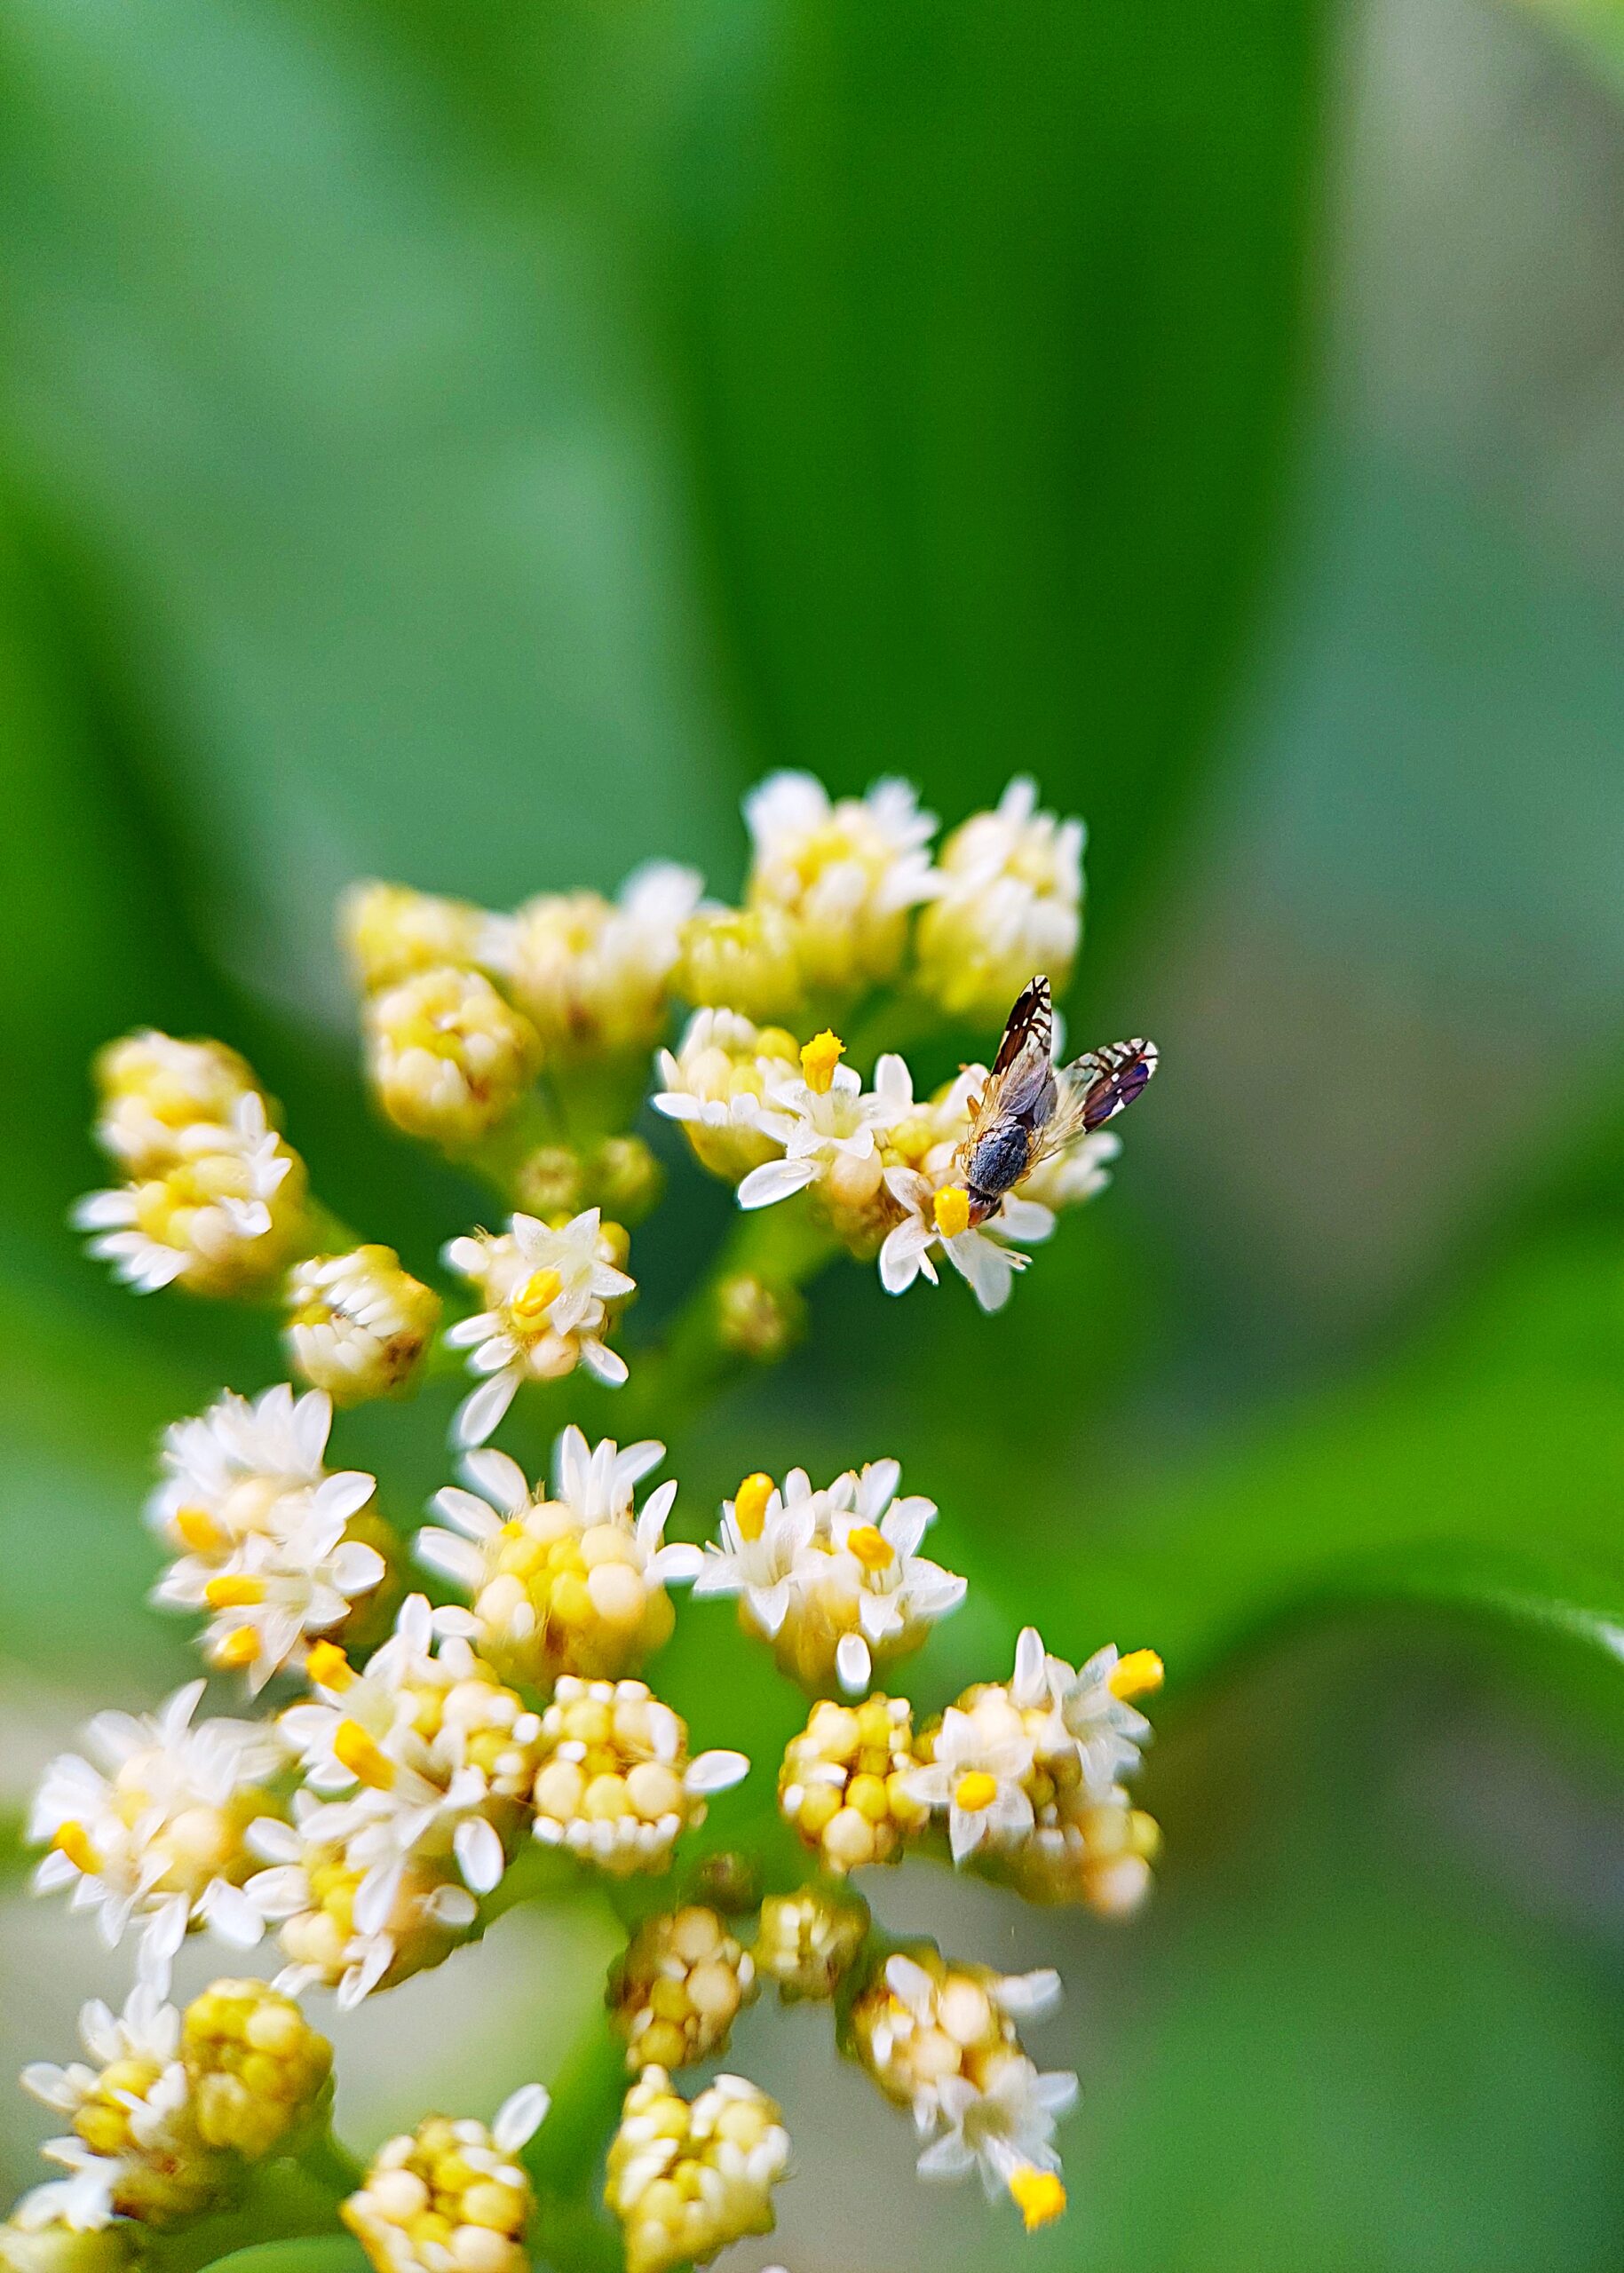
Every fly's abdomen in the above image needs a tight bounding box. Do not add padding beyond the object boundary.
[965,1121,1033,1199]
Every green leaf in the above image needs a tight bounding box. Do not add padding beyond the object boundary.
[194,2245,368,2273]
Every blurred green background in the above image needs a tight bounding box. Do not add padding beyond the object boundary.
[4,0,1624,2267]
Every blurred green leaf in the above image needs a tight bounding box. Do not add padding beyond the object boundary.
[194,2245,366,2273]
[1509,0,1624,99]
[1018,1233,1624,1709]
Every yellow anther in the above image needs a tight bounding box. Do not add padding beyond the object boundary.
[1107,1649,1164,1701]
[175,1506,224,1553]
[216,1626,261,1668]
[733,1473,776,1544]
[1009,2166,1066,2231]
[845,1525,895,1574]
[51,1820,101,1875]
[510,1267,563,1327]
[306,1640,355,1691]
[333,1719,396,1790]
[204,1573,267,1609]
[800,1030,845,1095]
[931,1185,971,1239]
[954,1770,998,1814]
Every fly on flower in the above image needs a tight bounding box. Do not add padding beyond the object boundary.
[950,976,1157,1229]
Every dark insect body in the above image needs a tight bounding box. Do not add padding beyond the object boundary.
[953,976,1158,1226]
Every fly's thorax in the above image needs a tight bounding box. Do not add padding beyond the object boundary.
[964,1119,1035,1200]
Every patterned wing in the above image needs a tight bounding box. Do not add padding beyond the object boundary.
[973,976,1056,1128]
[1032,1037,1159,1162]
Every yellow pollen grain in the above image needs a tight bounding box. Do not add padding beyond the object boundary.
[733,1472,775,1544]
[1009,2166,1066,2231]
[204,1573,266,1609]
[333,1719,396,1790]
[932,1185,971,1239]
[954,1770,998,1813]
[217,1626,261,1668]
[510,1267,564,1327]
[1107,1650,1164,1701]
[846,1525,895,1574]
[800,1030,845,1095]
[175,1507,224,1553]
[306,1640,355,1691]
[51,1820,101,1875]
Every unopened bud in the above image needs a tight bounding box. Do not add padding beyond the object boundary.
[715,1273,804,1364]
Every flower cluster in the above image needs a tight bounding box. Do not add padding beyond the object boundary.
[694,1461,965,1694]
[342,2087,549,2273]
[604,2068,789,2273]
[148,1386,391,1691]
[12,1977,331,2242]
[74,1034,306,1296]
[19,766,1164,2266]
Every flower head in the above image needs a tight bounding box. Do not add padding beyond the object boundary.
[743,770,938,994]
[915,778,1085,1023]
[852,1949,1062,2134]
[28,1683,281,1978]
[907,1691,1035,1865]
[481,862,702,1060]
[754,1884,870,2004]
[343,2087,547,2273]
[608,1905,758,2072]
[341,882,488,994]
[285,1246,441,1406]
[529,1676,747,1877]
[735,1041,899,1219]
[418,1430,699,1687]
[91,1031,259,1176]
[651,1009,800,1183]
[778,1693,927,1874]
[914,2054,1078,2218]
[676,903,804,1023]
[365,967,541,1148]
[605,2068,788,2273]
[74,1093,305,1296]
[442,1209,634,1446]
[179,1979,332,2158]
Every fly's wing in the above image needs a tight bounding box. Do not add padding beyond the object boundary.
[1031,1038,1159,1164]
[969,976,1056,1134]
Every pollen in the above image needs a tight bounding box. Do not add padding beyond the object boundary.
[175,1506,225,1553]
[733,1473,775,1544]
[1107,1649,1164,1701]
[305,1639,355,1691]
[204,1574,266,1609]
[954,1770,998,1813]
[216,1626,261,1669]
[846,1524,895,1574]
[932,1185,972,1239]
[510,1266,564,1327]
[51,1819,101,1875]
[333,1718,396,1790]
[800,1029,845,1095]
[1009,2166,1066,2231]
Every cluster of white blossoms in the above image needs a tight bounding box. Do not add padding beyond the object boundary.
[694,1461,966,1696]
[19,768,1165,2269]
[147,1386,391,1691]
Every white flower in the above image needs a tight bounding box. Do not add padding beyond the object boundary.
[11,2141,123,2235]
[72,1093,303,1296]
[242,1791,479,2012]
[417,1432,701,1684]
[915,777,1086,1022]
[915,2055,1079,2201]
[650,1008,798,1183]
[285,1245,440,1406]
[1015,1127,1120,1211]
[147,1384,373,1551]
[828,1461,966,1695]
[735,1050,902,1214]
[482,861,703,1058]
[877,1166,1051,1312]
[692,1472,832,1640]
[907,1692,1035,1864]
[743,771,939,992]
[91,1030,257,1176]
[1043,1639,1158,1801]
[28,1683,280,1981]
[155,1509,387,1693]
[20,1982,182,2129]
[442,1208,634,1445]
